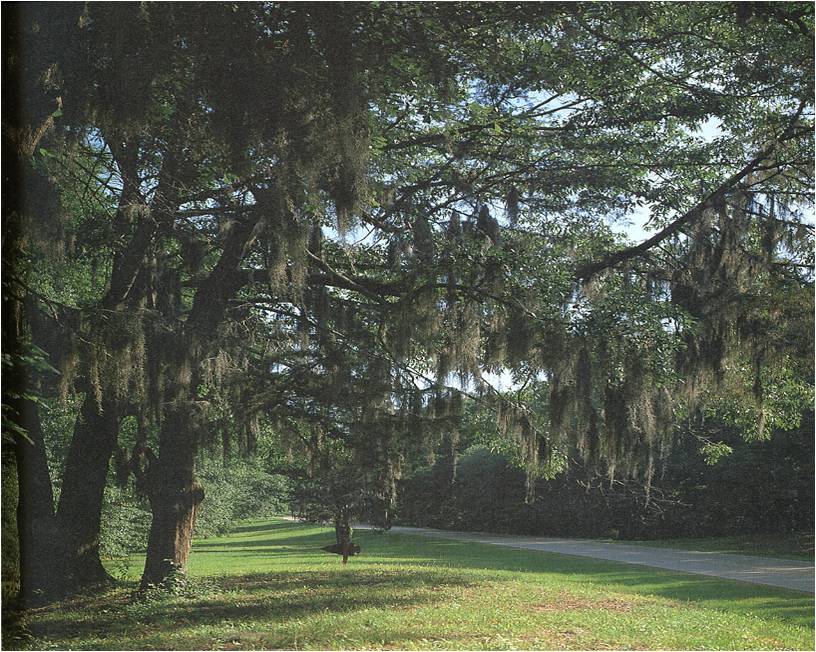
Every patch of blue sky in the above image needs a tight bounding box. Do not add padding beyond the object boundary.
[607,113,726,244]
[80,128,122,196]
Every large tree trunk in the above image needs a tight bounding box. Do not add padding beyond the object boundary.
[54,394,119,587]
[10,395,59,605]
[140,404,204,589]
[2,4,85,605]
[3,181,60,603]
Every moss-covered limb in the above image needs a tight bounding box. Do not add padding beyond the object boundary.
[187,204,266,336]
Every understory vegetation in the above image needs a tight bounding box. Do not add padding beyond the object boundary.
[4,519,813,651]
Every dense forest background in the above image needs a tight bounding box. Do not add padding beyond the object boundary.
[2,2,813,605]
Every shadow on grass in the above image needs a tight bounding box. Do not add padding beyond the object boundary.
[228,520,309,535]
[19,569,474,649]
[195,530,336,551]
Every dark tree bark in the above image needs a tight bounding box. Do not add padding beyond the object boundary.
[334,511,351,545]
[9,395,58,604]
[1,5,76,604]
[0,206,57,604]
[29,139,151,594]
[140,402,204,589]
[47,139,180,592]
[54,395,120,587]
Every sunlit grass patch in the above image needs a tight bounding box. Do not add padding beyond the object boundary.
[6,517,814,650]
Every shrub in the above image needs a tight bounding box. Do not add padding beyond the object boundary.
[194,457,290,538]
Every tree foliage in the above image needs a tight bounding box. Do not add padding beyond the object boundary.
[2,2,812,598]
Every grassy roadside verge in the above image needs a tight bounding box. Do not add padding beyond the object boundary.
[5,517,814,650]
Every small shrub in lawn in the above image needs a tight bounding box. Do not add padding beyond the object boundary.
[134,566,219,603]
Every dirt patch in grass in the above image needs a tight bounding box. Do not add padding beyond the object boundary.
[215,632,270,650]
[519,628,646,651]
[530,592,639,613]
[516,628,586,649]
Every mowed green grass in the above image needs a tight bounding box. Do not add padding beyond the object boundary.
[8,518,814,650]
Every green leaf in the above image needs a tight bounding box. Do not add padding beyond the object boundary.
[700,441,733,466]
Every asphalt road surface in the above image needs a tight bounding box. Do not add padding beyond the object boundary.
[360,525,815,594]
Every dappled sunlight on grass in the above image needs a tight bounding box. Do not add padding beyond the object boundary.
[6,518,813,650]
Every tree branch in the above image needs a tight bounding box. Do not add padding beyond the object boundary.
[576,100,808,280]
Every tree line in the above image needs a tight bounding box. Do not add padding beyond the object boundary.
[398,407,814,540]
[2,2,812,605]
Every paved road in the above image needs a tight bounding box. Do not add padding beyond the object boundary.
[359,525,814,594]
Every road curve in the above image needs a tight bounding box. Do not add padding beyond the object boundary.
[359,524,815,594]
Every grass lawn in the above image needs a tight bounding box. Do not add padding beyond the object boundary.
[5,517,814,650]
[620,533,815,561]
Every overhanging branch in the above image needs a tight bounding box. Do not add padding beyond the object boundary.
[576,100,808,280]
